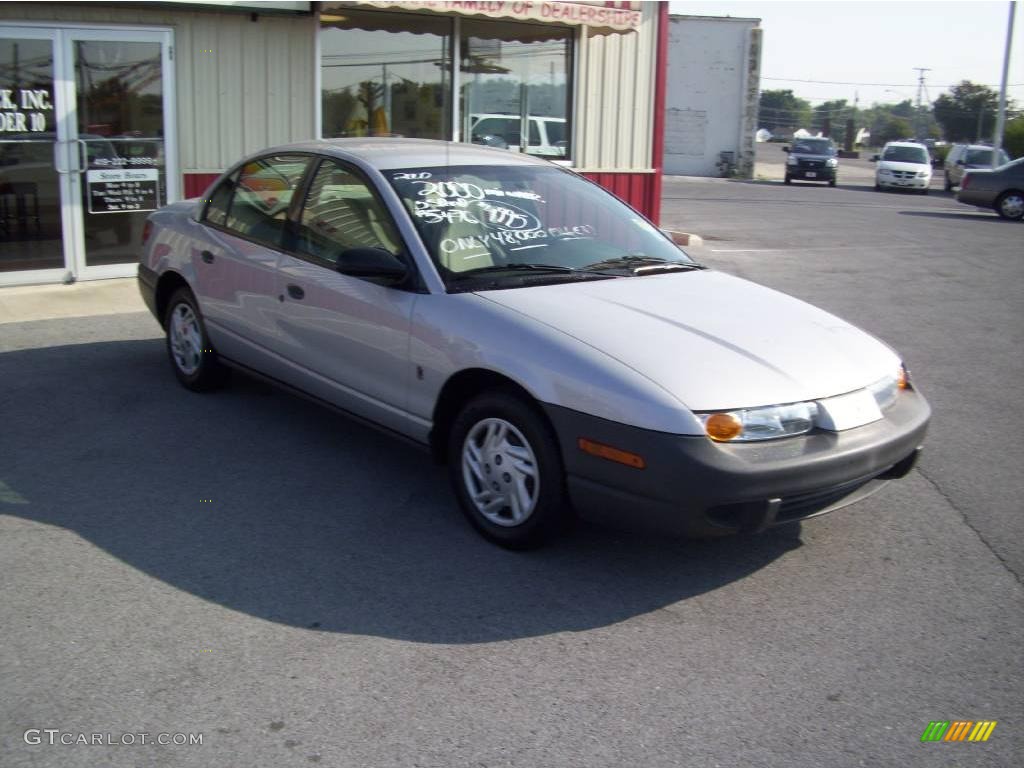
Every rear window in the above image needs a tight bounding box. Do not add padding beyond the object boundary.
[965,148,1010,165]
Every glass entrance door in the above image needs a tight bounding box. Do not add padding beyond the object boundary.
[0,25,176,286]
[0,28,65,281]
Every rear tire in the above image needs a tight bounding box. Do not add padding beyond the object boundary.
[995,190,1024,220]
[784,174,791,185]
[944,173,953,192]
[448,389,569,549]
[164,287,228,391]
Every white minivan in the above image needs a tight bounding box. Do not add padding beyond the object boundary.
[873,141,932,193]
[469,114,567,157]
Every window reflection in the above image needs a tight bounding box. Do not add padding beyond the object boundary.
[461,21,571,158]
[320,11,451,140]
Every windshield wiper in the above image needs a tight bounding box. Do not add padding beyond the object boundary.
[450,262,620,281]
[582,255,705,274]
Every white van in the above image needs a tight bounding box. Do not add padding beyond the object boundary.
[468,114,567,157]
[873,141,932,194]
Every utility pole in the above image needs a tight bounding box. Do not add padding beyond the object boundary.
[913,67,931,140]
[993,1,1016,167]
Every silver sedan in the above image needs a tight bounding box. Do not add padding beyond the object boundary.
[139,139,929,547]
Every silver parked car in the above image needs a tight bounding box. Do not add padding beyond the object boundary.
[138,139,930,548]
[943,143,1011,191]
[956,156,1024,220]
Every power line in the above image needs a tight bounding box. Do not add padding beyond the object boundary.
[762,76,1024,88]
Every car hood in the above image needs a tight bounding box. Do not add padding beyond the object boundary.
[476,271,900,411]
[878,160,930,173]
[792,153,834,161]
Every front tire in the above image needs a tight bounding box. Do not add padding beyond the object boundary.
[995,190,1024,220]
[164,287,228,391]
[944,173,953,192]
[784,174,791,185]
[448,389,569,549]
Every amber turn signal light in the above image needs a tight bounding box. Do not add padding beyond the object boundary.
[577,438,646,469]
[897,365,909,390]
[704,412,743,441]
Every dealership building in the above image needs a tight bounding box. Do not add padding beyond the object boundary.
[0,0,671,287]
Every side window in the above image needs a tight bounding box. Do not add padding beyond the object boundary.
[203,172,237,227]
[221,154,310,246]
[296,161,401,267]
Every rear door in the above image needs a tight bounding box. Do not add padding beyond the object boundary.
[193,153,312,364]
[271,158,420,434]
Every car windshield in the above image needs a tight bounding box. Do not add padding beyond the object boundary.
[791,139,834,155]
[883,146,928,164]
[965,148,1010,165]
[386,164,695,290]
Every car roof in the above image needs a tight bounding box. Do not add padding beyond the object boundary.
[884,141,928,149]
[253,138,554,171]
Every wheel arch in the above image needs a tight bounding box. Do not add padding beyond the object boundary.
[429,368,548,464]
[154,271,192,328]
[995,188,1024,219]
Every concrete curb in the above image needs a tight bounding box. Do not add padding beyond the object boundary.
[664,230,704,248]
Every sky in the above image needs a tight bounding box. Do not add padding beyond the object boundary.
[667,1,1022,109]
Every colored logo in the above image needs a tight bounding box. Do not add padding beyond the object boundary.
[921,720,997,742]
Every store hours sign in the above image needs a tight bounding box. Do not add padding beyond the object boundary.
[86,168,160,214]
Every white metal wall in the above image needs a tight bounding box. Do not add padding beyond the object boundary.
[663,15,760,177]
[0,4,317,175]
[573,5,658,172]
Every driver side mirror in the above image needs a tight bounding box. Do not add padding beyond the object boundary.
[870,154,879,162]
[782,146,790,153]
[337,247,409,283]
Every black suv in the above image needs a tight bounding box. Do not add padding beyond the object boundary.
[784,138,838,186]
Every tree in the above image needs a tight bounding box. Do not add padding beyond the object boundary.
[1004,116,1024,159]
[811,99,848,142]
[933,81,1001,142]
[877,116,913,145]
[758,89,811,133]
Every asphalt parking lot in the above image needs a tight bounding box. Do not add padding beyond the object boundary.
[2,175,1022,767]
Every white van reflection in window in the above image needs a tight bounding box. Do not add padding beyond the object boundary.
[469,114,567,157]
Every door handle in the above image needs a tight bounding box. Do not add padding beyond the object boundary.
[201,250,215,264]
[286,284,305,300]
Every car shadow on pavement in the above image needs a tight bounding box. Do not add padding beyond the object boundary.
[0,338,801,644]
[898,210,998,221]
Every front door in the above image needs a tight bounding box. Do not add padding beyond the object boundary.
[0,25,176,286]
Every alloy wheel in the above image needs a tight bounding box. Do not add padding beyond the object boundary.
[169,302,203,375]
[461,417,539,526]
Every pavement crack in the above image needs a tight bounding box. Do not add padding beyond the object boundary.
[914,465,1023,587]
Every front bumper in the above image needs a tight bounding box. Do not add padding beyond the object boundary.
[543,389,930,537]
[878,174,930,189]
[788,166,835,181]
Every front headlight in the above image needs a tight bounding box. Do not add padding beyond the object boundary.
[826,158,838,167]
[698,401,818,442]
[786,156,798,166]
[878,168,891,175]
[917,171,929,178]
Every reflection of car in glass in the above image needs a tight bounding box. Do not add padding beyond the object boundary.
[956,157,1024,220]
[872,141,932,193]
[783,137,838,186]
[139,139,929,548]
[469,114,567,157]
[943,143,1011,191]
